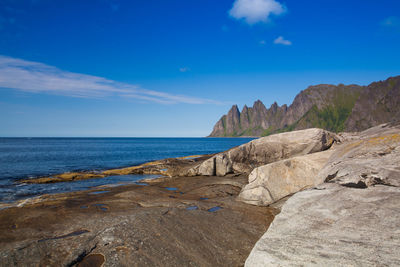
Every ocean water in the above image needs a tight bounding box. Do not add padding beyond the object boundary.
[0,137,254,202]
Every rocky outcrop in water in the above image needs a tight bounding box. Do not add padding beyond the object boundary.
[209,75,400,137]
[244,123,400,266]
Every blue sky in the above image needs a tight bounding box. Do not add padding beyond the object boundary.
[0,0,399,137]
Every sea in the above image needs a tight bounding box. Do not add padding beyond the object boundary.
[0,137,254,203]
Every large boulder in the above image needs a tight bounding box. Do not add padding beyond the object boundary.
[246,183,400,266]
[245,124,400,266]
[185,128,337,176]
[238,149,334,206]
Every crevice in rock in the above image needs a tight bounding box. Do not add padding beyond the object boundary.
[372,177,398,187]
[341,181,368,189]
[313,187,326,190]
[325,171,339,182]
[260,185,275,203]
[38,229,90,243]
[322,132,337,151]
[67,243,97,267]
[212,157,217,176]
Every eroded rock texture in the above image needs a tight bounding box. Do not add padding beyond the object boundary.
[185,128,337,176]
[238,149,334,206]
[245,124,400,266]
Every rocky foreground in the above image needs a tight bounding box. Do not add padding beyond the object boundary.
[183,123,400,266]
[0,174,278,266]
[1,123,399,266]
[244,123,400,266]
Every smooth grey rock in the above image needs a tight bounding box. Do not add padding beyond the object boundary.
[318,124,400,188]
[215,154,233,176]
[245,183,400,267]
[197,157,215,176]
[187,128,337,176]
[245,124,400,266]
[238,149,334,206]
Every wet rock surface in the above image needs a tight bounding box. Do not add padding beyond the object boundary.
[0,174,277,266]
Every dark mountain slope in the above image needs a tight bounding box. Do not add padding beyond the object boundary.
[345,76,400,131]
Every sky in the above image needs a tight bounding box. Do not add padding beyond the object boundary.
[0,0,399,137]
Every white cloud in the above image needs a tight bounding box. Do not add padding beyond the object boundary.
[179,67,190,73]
[0,55,220,105]
[273,36,292,45]
[229,0,285,25]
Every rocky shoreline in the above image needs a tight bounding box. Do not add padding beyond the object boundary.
[17,154,213,184]
[1,123,399,266]
[0,172,278,266]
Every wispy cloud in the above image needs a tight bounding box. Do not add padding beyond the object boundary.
[0,55,221,105]
[273,36,292,46]
[229,0,286,25]
[381,16,400,27]
[179,67,190,73]
[259,40,266,45]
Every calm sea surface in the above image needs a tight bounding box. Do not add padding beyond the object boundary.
[0,137,254,202]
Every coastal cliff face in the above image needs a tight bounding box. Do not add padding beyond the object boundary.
[345,76,400,131]
[209,100,288,137]
[209,75,400,137]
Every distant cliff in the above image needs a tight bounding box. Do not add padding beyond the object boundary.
[209,76,400,137]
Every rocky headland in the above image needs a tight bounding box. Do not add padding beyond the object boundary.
[1,123,399,266]
[209,75,400,137]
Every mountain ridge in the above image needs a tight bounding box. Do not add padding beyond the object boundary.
[208,75,400,137]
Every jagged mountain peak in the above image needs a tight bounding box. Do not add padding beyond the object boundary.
[253,99,265,108]
[229,104,239,111]
[269,102,278,113]
[209,75,400,137]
